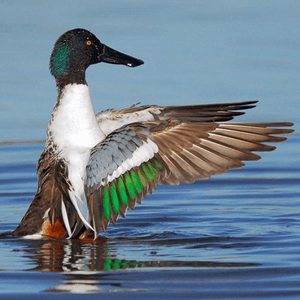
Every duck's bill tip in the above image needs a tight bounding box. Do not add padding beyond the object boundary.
[99,44,144,68]
[126,59,144,67]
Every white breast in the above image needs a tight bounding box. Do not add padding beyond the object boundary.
[48,84,106,152]
[47,84,106,233]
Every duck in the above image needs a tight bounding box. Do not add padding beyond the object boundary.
[10,28,293,240]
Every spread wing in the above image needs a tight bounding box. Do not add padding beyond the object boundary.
[85,101,293,238]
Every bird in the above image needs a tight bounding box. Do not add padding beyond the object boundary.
[9,28,293,240]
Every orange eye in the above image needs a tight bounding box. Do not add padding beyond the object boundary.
[86,40,92,46]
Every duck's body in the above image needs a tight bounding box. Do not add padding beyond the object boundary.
[10,29,293,240]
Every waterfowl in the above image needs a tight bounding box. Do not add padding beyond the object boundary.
[11,28,293,240]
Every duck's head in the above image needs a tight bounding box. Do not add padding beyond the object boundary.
[50,28,144,87]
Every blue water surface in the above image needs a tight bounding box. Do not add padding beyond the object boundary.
[0,1,299,299]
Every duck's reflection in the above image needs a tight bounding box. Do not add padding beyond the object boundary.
[6,236,261,293]
[25,237,131,273]
[16,237,260,273]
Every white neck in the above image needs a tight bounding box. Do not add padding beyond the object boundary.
[48,84,105,154]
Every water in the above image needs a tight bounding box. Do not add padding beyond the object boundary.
[0,138,299,298]
[0,1,300,299]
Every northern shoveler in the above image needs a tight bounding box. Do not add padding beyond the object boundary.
[9,28,293,240]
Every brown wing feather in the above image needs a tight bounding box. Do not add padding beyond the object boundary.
[147,121,294,186]
[97,101,259,137]
[12,142,82,238]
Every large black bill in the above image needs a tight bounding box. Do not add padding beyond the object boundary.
[99,44,144,67]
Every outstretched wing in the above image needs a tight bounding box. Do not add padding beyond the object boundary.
[85,101,293,238]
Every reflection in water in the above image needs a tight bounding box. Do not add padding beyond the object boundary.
[18,237,260,273]
[2,236,260,293]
